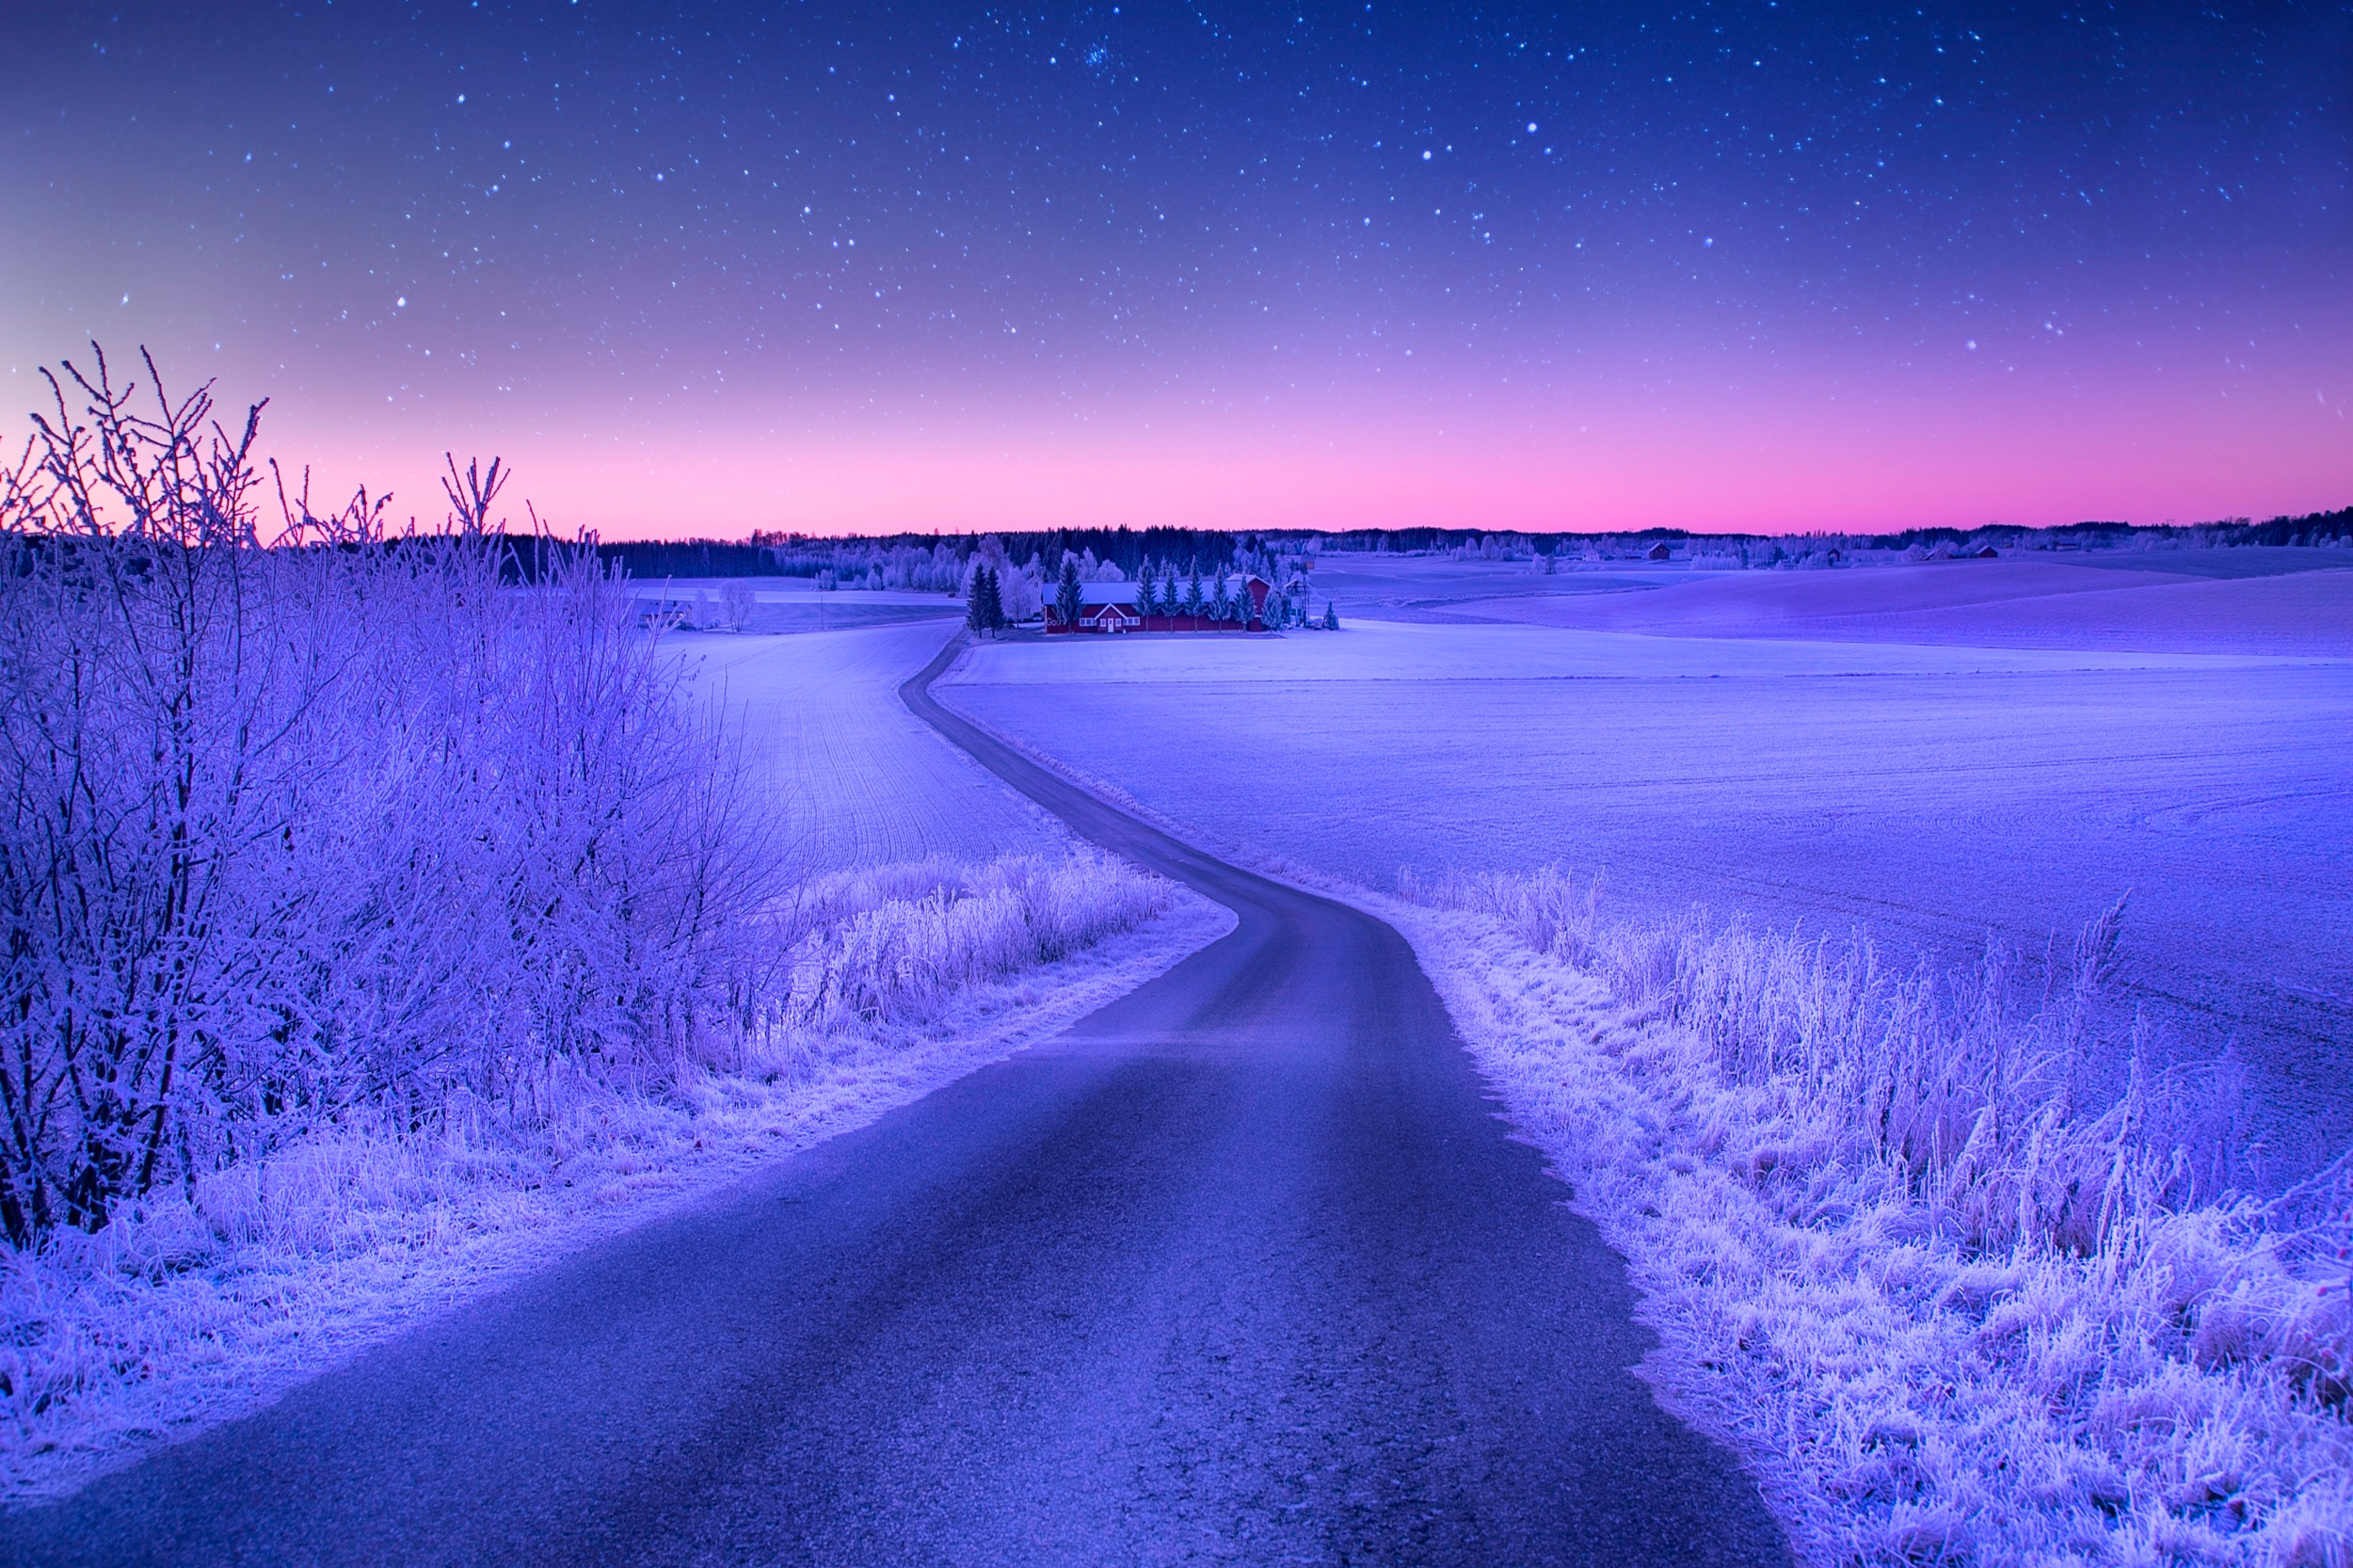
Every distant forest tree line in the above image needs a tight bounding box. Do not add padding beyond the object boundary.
[488,505,2353,586]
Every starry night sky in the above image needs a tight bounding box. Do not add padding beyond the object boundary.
[5,1,2349,537]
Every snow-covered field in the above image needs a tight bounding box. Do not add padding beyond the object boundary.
[1458,555,2353,659]
[938,555,2353,1564]
[625,575,964,633]
[1305,544,2353,637]
[671,619,1066,873]
[939,580,2353,1163]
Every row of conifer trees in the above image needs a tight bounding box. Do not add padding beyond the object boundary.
[1029,559,1340,631]
[921,554,1356,635]
[1049,560,1304,627]
[1120,563,1257,625]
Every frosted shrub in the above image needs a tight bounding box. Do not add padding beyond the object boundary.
[0,351,775,1246]
[1399,864,2351,1565]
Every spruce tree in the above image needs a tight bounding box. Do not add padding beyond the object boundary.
[980,567,1007,632]
[1056,558,1083,629]
[968,565,1006,635]
[1322,599,1339,631]
[1210,573,1232,625]
[1183,570,1205,621]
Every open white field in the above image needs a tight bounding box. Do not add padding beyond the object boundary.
[1299,554,1669,621]
[1459,554,2353,657]
[1308,543,2353,647]
[671,619,1064,875]
[626,576,964,633]
[941,599,2353,1162]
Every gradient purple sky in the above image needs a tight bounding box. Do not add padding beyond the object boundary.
[6,1,2349,539]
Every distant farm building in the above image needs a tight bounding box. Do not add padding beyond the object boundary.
[1044,576,1274,633]
[1645,541,1673,561]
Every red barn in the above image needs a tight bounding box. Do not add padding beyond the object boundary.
[1044,576,1273,633]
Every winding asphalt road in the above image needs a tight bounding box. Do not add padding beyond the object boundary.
[3,632,1787,1567]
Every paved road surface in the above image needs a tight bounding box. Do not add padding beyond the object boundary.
[2,632,1787,1567]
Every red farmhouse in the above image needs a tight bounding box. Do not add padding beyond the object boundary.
[1044,577,1273,634]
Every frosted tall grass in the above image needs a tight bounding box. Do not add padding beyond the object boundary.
[1399,865,2351,1564]
[768,853,1170,1035]
[0,851,1176,1490]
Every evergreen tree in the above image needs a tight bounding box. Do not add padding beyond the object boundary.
[1209,573,1232,625]
[965,567,989,634]
[968,566,1006,635]
[1056,558,1083,629]
[983,567,1008,632]
[1322,599,1339,631]
[1183,569,1205,621]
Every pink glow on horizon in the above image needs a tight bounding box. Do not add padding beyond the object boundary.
[263,371,2351,541]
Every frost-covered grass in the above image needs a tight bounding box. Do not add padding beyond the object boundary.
[933,679,2353,1565]
[1382,870,2352,1567]
[765,853,1187,1036]
[0,850,1224,1502]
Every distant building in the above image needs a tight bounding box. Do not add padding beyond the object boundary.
[1645,541,1673,561]
[1075,585,1142,632]
[1044,576,1274,634]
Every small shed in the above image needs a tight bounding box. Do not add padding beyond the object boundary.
[1645,541,1673,562]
